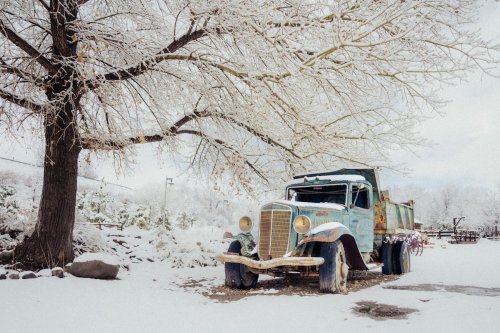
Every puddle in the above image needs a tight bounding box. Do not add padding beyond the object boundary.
[383,284,500,297]
[181,271,398,303]
[352,301,417,320]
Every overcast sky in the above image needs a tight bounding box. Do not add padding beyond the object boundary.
[1,1,499,192]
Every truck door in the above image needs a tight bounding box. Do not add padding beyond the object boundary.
[349,183,375,253]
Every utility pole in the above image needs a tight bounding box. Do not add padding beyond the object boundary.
[223,199,229,225]
[164,176,174,209]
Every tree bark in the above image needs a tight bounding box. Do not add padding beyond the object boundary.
[13,104,81,269]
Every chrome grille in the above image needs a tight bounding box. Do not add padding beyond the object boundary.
[258,206,292,260]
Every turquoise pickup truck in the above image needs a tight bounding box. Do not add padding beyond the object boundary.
[217,168,414,293]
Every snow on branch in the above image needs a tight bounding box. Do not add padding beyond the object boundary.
[0,88,45,114]
[85,28,208,89]
[0,19,56,73]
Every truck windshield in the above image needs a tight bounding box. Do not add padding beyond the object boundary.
[287,184,347,205]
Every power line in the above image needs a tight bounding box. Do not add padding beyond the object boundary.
[0,156,135,191]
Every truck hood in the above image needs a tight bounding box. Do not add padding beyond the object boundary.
[273,200,346,212]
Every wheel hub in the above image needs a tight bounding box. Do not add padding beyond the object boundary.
[341,262,348,279]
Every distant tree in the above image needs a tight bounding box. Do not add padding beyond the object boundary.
[154,208,172,231]
[0,0,498,267]
[113,203,131,228]
[176,211,197,230]
[77,185,113,224]
[0,185,18,216]
[129,205,151,230]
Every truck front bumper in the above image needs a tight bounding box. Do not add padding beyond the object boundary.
[216,254,324,269]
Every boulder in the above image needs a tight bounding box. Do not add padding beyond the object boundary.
[0,274,6,280]
[0,250,13,262]
[8,271,19,279]
[69,253,120,280]
[63,263,72,273]
[51,267,64,278]
[20,271,37,279]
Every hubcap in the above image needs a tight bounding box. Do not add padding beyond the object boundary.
[341,263,348,278]
[403,248,410,273]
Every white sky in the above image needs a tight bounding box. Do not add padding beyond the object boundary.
[1,1,499,192]
[382,1,500,189]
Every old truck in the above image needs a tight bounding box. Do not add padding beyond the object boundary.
[217,168,414,293]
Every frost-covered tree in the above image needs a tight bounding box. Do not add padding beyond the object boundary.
[153,207,172,231]
[128,205,151,230]
[176,211,197,230]
[0,185,17,210]
[0,0,498,267]
[113,203,131,228]
[76,185,113,224]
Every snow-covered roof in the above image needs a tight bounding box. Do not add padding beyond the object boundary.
[286,174,366,186]
[273,200,345,211]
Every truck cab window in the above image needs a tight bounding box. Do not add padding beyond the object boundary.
[352,185,370,209]
[287,184,347,205]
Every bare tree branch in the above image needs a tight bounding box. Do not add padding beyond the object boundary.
[0,59,45,85]
[86,29,207,89]
[0,88,45,113]
[0,19,56,73]
[36,0,50,11]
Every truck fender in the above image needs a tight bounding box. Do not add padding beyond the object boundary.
[299,222,368,270]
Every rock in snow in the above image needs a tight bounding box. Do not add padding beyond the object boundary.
[51,267,64,278]
[8,271,19,279]
[0,250,13,262]
[69,253,120,280]
[20,271,37,279]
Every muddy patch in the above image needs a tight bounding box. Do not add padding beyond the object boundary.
[352,301,418,320]
[383,284,500,297]
[180,271,398,303]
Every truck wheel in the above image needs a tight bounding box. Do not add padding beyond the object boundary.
[392,241,410,274]
[381,242,394,275]
[319,240,348,294]
[224,241,259,289]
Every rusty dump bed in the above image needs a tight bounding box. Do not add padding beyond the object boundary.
[374,195,414,235]
[297,168,415,235]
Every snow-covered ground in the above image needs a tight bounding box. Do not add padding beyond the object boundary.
[1,238,499,333]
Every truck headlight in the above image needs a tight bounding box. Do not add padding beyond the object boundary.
[293,215,311,235]
[239,216,253,233]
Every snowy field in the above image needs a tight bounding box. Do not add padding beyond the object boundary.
[1,239,500,333]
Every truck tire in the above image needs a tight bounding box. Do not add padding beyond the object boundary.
[224,241,258,289]
[319,240,348,293]
[381,242,394,275]
[392,241,410,274]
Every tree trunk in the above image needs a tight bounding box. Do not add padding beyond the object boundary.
[13,107,81,269]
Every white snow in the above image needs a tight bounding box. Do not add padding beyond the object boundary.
[73,252,120,266]
[287,174,366,186]
[37,269,52,278]
[1,238,500,332]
